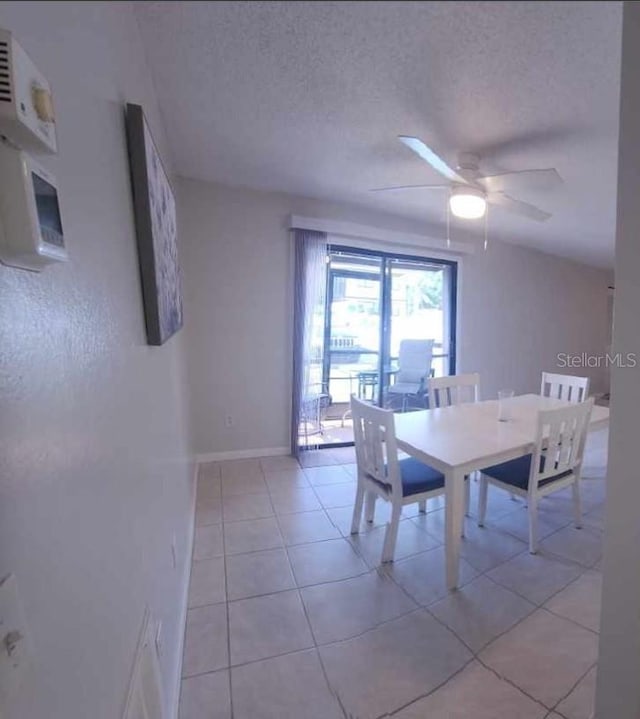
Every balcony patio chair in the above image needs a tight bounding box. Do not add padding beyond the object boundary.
[386,339,434,412]
[299,385,330,444]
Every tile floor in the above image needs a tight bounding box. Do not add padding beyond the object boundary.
[180,429,608,719]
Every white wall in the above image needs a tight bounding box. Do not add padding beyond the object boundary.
[178,178,612,457]
[596,3,640,717]
[0,4,194,719]
[459,237,611,401]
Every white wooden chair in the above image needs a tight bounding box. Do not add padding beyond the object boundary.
[428,373,480,514]
[350,395,445,562]
[428,372,480,408]
[478,398,594,553]
[540,372,590,403]
[386,339,434,411]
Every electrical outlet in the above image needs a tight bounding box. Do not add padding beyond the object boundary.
[171,534,177,570]
[225,415,234,428]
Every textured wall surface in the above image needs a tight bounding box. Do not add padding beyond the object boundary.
[178,178,611,456]
[458,236,611,401]
[0,3,194,718]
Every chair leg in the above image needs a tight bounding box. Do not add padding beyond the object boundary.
[464,477,471,517]
[418,500,427,514]
[478,475,489,527]
[381,502,402,563]
[351,484,365,534]
[572,480,583,529]
[364,491,376,523]
[528,497,539,554]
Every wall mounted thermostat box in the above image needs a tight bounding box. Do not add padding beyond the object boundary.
[0,28,57,154]
[0,141,67,271]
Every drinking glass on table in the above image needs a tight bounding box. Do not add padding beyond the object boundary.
[498,389,515,421]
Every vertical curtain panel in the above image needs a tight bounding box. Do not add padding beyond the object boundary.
[291,229,328,456]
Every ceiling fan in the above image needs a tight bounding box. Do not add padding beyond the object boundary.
[372,136,563,222]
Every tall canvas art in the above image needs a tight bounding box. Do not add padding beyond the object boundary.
[126,103,183,345]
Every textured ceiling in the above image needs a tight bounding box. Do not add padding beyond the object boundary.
[135,1,622,268]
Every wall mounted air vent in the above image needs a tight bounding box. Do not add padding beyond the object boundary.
[0,29,56,153]
[0,41,11,104]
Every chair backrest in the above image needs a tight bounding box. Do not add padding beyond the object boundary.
[540,372,589,403]
[350,395,402,498]
[529,397,594,493]
[396,339,434,384]
[428,373,480,408]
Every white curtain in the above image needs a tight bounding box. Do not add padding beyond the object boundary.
[291,229,328,455]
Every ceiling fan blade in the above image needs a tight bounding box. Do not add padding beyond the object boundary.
[370,183,449,193]
[480,168,562,194]
[398,136,467,184]
[488,192,552,222]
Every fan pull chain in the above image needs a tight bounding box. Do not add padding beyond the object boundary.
[483,204,489,251]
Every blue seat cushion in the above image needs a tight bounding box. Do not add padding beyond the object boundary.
[482,454,573,491]
[398,456,445,497]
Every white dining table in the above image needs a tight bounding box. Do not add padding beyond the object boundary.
[393,393,610,590]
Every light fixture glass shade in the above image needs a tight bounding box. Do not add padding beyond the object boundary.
[449,186,487,220]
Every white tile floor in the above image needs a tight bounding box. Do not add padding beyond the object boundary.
[180,429,608,719]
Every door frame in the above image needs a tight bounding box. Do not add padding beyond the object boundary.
[330,244,458,375]
[313,245,458,449]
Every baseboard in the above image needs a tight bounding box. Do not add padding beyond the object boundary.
[196,446,290,462]
[123,608,164,719]
[169,460,198,719]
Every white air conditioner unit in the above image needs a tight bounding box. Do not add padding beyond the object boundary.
[0,29,65,271]
[0,28,57,154]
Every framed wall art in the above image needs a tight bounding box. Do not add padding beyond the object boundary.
[126,102,183,346]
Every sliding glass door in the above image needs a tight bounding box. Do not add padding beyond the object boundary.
[388,259,454,380]
[307,246,456,448]
[322,255,383,443]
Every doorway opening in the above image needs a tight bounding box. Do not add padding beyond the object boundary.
[300,245,457,449]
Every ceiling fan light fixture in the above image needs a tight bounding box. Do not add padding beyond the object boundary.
[449,185,487,220]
